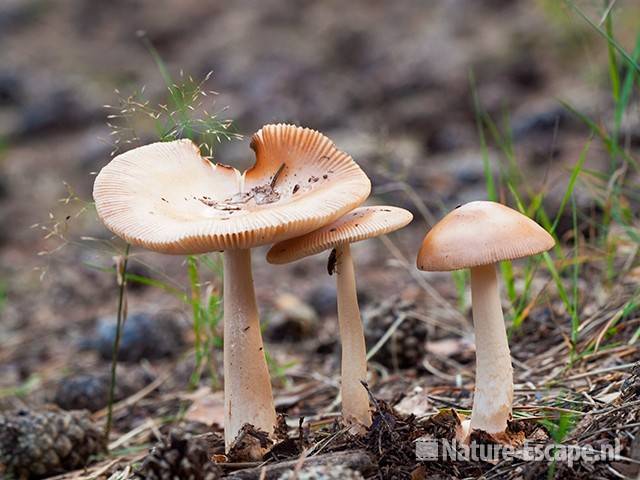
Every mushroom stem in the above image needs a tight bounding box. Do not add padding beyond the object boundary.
[223,248,277,449]
[469,263,513,434]
[335,243,372,427]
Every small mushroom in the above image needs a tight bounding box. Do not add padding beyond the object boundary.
[417,201,554,440]
[93,124,371,451]
[267,206,413,428]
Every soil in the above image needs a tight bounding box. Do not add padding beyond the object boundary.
[1,1,640,479]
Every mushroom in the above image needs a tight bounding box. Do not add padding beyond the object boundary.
[93,124,371,450]
[267,206,413,427]
[416,201,554,440]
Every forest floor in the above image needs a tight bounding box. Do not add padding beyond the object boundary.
[1,1,640,479]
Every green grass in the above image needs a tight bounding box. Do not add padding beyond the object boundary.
[539,410,577,479]
[105,244,130,440]
[187,256,205,388]
[563,0,640,77]
[115,43,235,391]
[186,254,224,389]
[265,349,297,387]
[0,375,40,399]
[451,270,469,312]
[466,1,640,368]
[0,281,6,316]
[560,2,640,257]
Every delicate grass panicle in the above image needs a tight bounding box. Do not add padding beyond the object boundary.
[106,37,241,158]
[105,71,241,159]
[102,64,239,401]
[33,49,244,442]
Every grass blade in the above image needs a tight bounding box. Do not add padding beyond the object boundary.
[550,139,590,234]
[105,243,130,441]
[470,71,497,201]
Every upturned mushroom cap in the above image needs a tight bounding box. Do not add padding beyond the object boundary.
[267,206,413,264]
[417,201,554,271]
[93,124,371,253]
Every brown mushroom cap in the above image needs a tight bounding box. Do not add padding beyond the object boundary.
[267,206,413,264]
[417,201,554,271]
[93,124,371,253]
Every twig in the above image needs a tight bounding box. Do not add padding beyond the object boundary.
[291,448,311,479]
[108,418,156,450]
[366,313,407,361]
[406,310,466,336]
[373,181,437,225]
[565,362,637,381]
[305,425,350,457]
[379,235,470,328]
[94,373,169,420]
[580,422,640,441]
[593,308,625,352]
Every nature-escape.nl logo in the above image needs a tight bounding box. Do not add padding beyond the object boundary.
[415,437,622,467]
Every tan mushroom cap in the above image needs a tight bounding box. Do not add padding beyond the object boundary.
[417,201,554,271]
[267,206,413,264]
[93,124,371,253]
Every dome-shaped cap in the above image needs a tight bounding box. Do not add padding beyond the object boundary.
[267,206,413,264]
[417,201,554,271]
[93,124,371,253]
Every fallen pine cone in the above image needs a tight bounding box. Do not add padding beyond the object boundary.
[54,368,153,412]
[85,312,185,362]
[134,429,222,480]
[365,300,427,370]
[0,407,106,479]
[54,373,111,412]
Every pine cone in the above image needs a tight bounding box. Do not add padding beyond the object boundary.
[54,369,152,412]
[86,312,185,362]
[365,301,427,369]
[135,430,222,480]
[55,374,112,413]
[0,408,106,479]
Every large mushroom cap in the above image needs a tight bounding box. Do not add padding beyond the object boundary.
[93,124,371,253]
[417,201,554,271]
[267,206,413,264]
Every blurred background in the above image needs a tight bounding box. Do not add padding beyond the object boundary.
[1,0,639,463]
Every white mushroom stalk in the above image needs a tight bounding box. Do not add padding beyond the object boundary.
[469,263,513,434]
[267,206,413,429]
[334,243,372,427]
[223,249,277,447]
